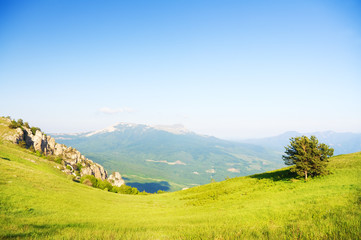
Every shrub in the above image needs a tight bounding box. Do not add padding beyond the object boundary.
[97,179,113,190]
[47,155,63,164]
[17,119,24,126]
[80,175,98,186]
[83,179,93,186]
[29,145,35,152]
[79,175,142,194]
[117,185,140,195]
[24,122,30,128]
[9,120,20,129]
[35,151,43,157]
[31,127,41,135]
[18,140,27,148]
[76,163,83,172]
[54,157,63,164]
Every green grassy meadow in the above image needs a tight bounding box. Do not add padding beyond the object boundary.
[0,125,360,239]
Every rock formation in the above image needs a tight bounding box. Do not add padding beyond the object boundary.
[108,172,125,187]
[5,122,124,186]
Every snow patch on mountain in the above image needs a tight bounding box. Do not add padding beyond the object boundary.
[85,124,118,137]
[152,124,191,135]
[83,122,191,137]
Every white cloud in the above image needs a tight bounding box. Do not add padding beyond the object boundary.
[192,171,199,175]
[227,168,240,173]
[99,107,134,114]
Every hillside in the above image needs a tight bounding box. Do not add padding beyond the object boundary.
[53,123,283,192]
[0,117,126,188]
[1,129,360,239]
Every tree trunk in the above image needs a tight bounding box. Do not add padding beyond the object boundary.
[305,170,308,181]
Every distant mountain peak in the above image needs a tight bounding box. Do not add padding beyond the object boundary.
[85,123,119,137]
[84,122,191,137]
[152,124,191,135]
[115,122,145,128]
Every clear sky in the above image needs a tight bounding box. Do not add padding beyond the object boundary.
[1,0,360,139]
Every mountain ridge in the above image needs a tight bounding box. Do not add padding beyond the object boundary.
[53,122,283,192]
[51,122,195,138]
[240,130,361,155]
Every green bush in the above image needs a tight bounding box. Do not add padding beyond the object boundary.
[17,119,24,126]
[54,157,63,164]
[82,178,93,186]
[7,118,42,137]
[8,119,25,129]
[18,140,27,148]
[29,145,35,152]
[6,117,42,136]
[31,127,41,135]
[9,120,21,129]
[47,155,63,164]
[116,185,140,195]
[76,163,83,171]
[35,151,43,157]
[80,175,141,195]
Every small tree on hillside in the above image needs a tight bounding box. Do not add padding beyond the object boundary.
[282,135,334,180]
[17,119,24,126]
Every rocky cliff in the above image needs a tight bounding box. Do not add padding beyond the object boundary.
[107,172,125,187]
[4,119,124,186]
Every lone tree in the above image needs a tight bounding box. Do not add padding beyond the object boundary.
[282,135,334,180]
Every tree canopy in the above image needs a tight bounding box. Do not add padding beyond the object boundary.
[282,135,334,180]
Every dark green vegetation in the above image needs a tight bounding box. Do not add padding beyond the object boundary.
[7,117,41,135]
[1,126,360,239]
[283,135,334,180]
[80,175,143,195]
[54,123,283,191]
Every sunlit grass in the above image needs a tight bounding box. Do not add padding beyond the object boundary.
[0,137,360,239]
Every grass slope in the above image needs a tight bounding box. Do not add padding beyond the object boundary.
[0,138,360,239]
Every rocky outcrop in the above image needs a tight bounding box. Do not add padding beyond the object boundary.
[4,127,24,144]
[7,125,110,181]
[108,172,125,187]
[81,161,108,180]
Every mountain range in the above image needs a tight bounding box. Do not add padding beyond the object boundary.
[241,131,361,156]
[53,124,361,192]
[53,123,282,192]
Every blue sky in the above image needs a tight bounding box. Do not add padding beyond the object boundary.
[1,0,360,139]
